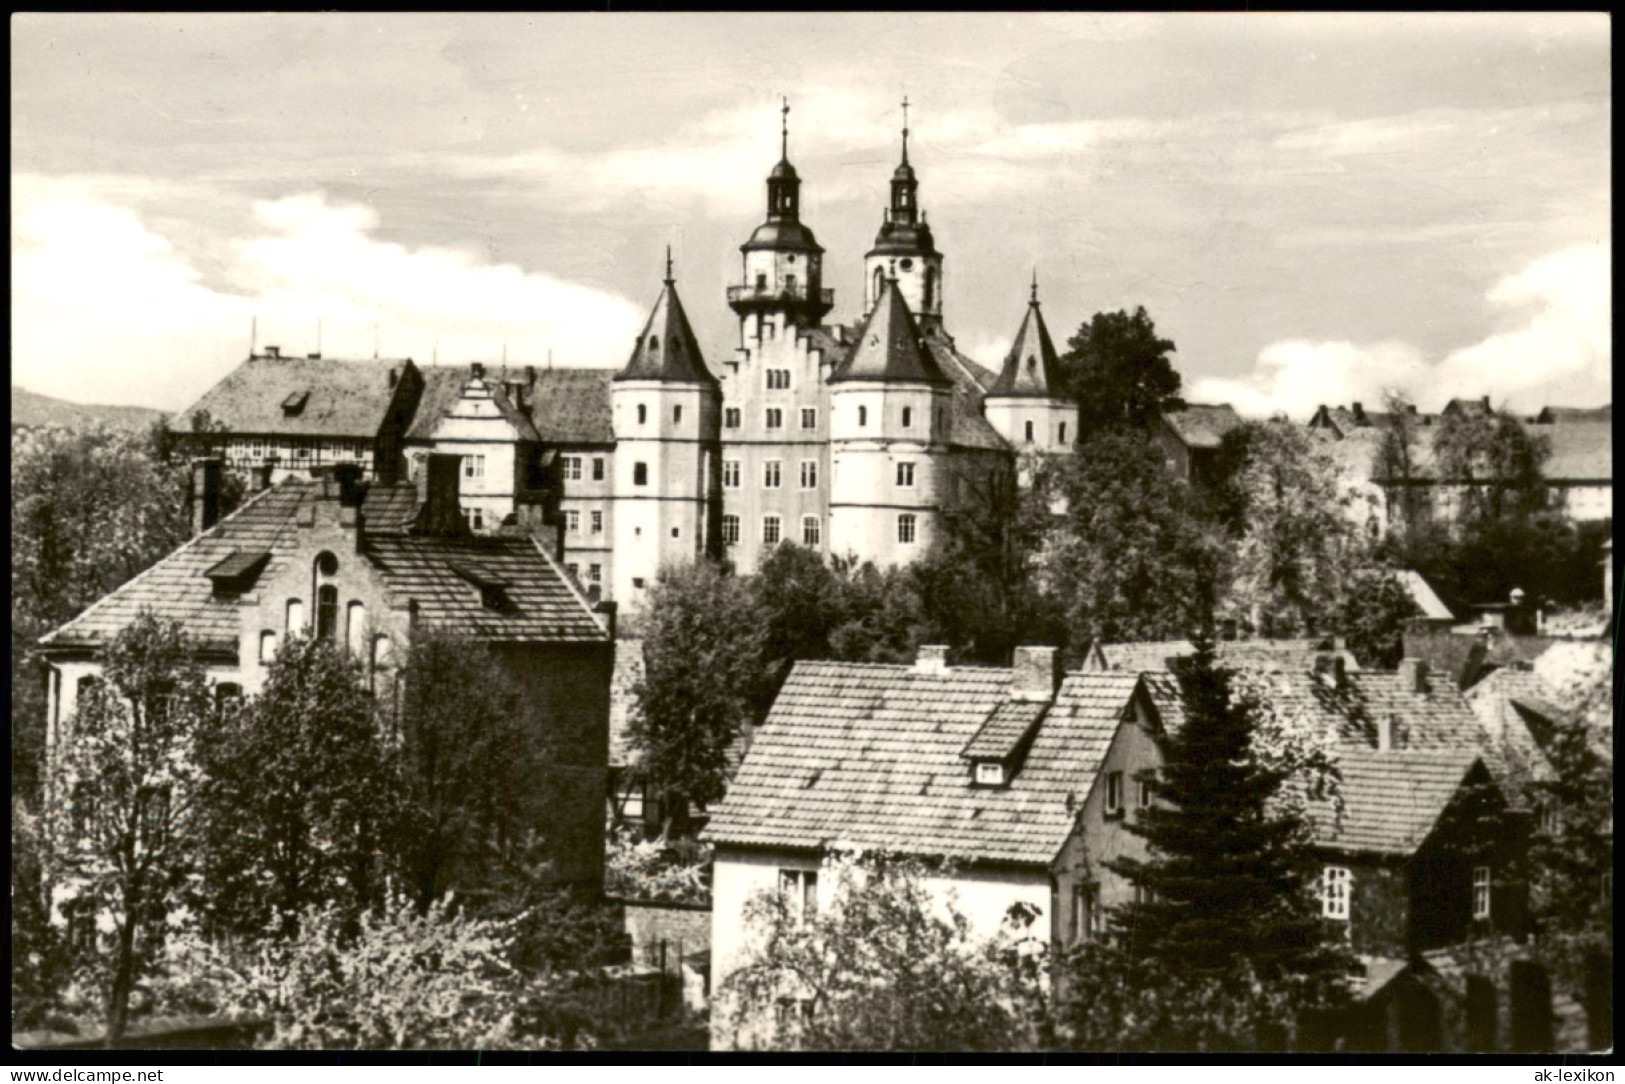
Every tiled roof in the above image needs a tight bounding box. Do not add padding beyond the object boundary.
[988,297,1065,399]
[178,356,411,439]
[1304,747,1484,855]
[924,335,1010,451]
[1231,668,1488,752]
[359,481,422,534]
[1160,404,1243,450]
[1538,420,1612,482]
[40,479,605,655]
[1534,404,1610,424]
[1096,640,1195,671]
[616,279,717,385]
[404,367,539,443]
[1398,570,1455,622]
[702,663,1142,865]
[530,369,616,445]
[961,700,1047,762]
[1092,639,1360,675]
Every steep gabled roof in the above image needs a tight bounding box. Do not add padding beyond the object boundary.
[39,479,606,656]
[989,291,1066,399]
[829,279,951,387]
[177,355,414,439]
[616,278,716,385]
[1160,403,1244,449]
[701,662,1140,865]
[1303,748,1488,856]
[921,333,1010,451]
[406,367,540,443]
[530,369,615,445]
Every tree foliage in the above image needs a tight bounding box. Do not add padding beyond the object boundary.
[1432,407,1550,525]
[45,613,213,1044]
[1045,428,1218,645]
[1107,644,1351,987]
[1059,306,1184,433]
[194,637,399,938]
[1336,563,1421,669]
[631,560,763,836]
[720,851,1049,1051]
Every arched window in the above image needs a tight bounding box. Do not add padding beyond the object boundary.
[858,405,868,427]
[316,585,339,642]
[785,273,797,296]
[873,267,885,304]
[286,599,305,636]
[314,551,339,577]
[637,404,648,426]
[1024,421,1035,444]
[924,267,937,310]
[260,630,279,663]
[346,601,367,657]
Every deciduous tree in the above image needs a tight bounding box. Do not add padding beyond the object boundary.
[1059,306,1183,433]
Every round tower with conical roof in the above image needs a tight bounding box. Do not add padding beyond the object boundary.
[863,98,943,331]
[828,276,954,565]
[611,253,722,606]
[984,273,1078,461]
[728,99,832,341]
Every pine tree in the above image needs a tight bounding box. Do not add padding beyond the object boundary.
[1110,642,1346,984]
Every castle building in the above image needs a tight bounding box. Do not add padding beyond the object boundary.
[176,107,1086,611]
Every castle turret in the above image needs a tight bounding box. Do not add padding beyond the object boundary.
[828,276,952,565]
[728,99,832,339]
[984,274,1078,457]
[863,98,943,331]
[612,252,721,606]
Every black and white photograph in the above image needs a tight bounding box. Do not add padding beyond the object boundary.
[10,12,1612,1061]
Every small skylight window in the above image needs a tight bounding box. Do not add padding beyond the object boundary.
[974,762,1006,787]
[282,390,310,415]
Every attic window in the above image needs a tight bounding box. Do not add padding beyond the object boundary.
[449,560,512,613]
[203,550,271,596]
[282,391,310,415]
[973,761,1006,787]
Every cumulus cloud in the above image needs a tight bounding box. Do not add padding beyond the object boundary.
[11,179,644,410]
[1190,243,1610,417]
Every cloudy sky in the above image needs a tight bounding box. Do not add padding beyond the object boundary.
[11,13,1610,417]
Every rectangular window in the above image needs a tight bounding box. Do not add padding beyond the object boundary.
[1105,771,1124,816]
[801,408,818,430]
[588,564,602,586]
[465,454,486,479]
[765,408,784,430]
[779,869,818,923]
[464,507,484,531]
[763,515,782,546]
[566,510,580,534]
[566,563,580,582]
[722,514,741,546]
[1138,773,1154,810]
[896,461,915,487]
[897,513,916,545]
[724,408,741,429]
[591,510,604,535]
[592,457,606,481]
[634,463,648,486]
[767,368,791,391]
[673,405,683,425]
[723,460,741,488]
[1472,867,1491,920]
[975,762,1005,787]
[1073,884,1101,943]
[799,461,818,489]
[902,406,913,428]
[1323,866,1351,920]
[763,461,782,489]
[563,457,582,481]
[802,515,821,547]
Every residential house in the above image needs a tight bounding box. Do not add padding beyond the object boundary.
[1081,637,1362,675]
[38,455,616,908]
[1154,403,1244,489]
[701,645,1158,1049]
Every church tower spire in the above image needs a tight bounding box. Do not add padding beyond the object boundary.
[865,96,943,331]
[730,98,832,333]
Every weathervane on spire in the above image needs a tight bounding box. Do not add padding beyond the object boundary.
[901,95,910,163]
[664,244,674,285]
[781,96,790,160]
[1031,269,1039,305]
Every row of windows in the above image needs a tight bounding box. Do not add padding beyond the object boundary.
[720,513,913,547]
[228,439,370,463]
[564,509,606,535]
[1102,770,1155,817]
[561,456,608,483]
[722,460,918,490]
[1320,865,1495,922]
[1020,421,1068,445]
[564,562,604,587]
[724,407,819,430]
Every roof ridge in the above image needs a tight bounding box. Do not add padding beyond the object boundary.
[41,482,291,646]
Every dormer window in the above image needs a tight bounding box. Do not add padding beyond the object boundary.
[203,550,270,598]
[282,391,310,416]
[450,560,512,613]
[973,761,1006,787]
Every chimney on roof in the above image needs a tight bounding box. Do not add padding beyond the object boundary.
[1482,396,1491,411]
[415,453,469,538]
[190,458,224,537]
[915,644,949,675]
[524,364,537,387]
[333,463,364,508]
[1314,652,1347,690]
[1010,645,1060,702]
[1398,657,1429,695]
[264,345,280,359]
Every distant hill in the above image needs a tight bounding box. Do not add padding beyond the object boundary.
[11,386,170,432]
